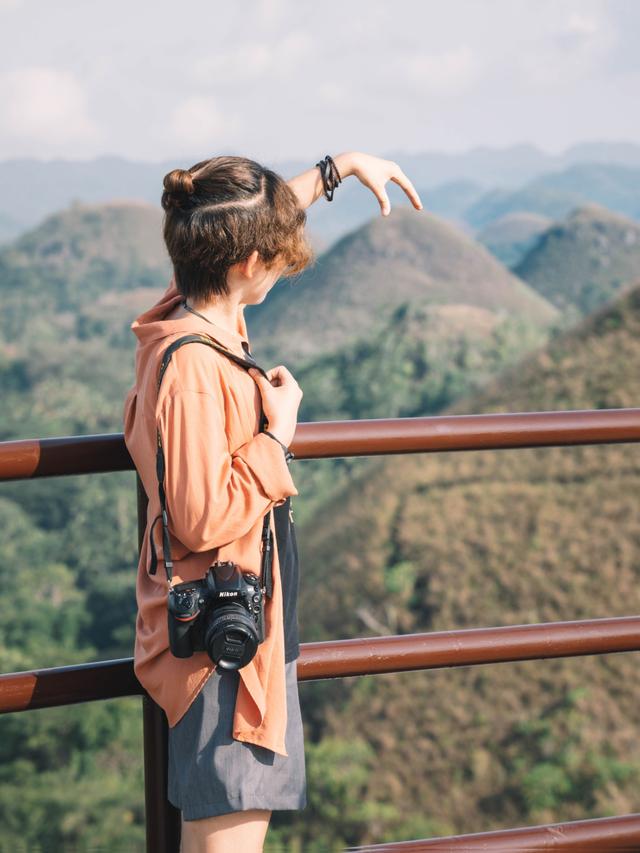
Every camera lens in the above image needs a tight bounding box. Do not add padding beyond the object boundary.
[203,606,260,670]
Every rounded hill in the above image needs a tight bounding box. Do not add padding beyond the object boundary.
[513,202,640,314]
[249,206,558,364]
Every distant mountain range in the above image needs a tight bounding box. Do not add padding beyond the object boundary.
[465,162,640,231]
[3,140,640,248]
[477,212,553,268]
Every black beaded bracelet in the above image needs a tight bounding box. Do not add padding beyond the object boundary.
[315,155,342,201]
[264,430,295,463]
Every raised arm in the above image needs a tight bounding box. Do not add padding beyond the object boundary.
[287,151,424,216]
[286,151,356,210]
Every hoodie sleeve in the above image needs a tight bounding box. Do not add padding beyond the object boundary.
[157,386,299,554]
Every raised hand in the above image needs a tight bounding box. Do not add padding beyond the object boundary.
[350,152,424,216]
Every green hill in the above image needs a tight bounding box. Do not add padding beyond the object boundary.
[295,283,640,843]
[513,203,640,315]
[0,201,171,439]
[296,299,550,424]
[248,206,558,368]
[1,200,167,300]
[1,198,638,849]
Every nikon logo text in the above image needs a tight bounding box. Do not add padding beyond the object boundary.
[219,591,236,597]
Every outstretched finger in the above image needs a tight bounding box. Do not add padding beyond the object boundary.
[373,185,392,216]
[390,169,423,210]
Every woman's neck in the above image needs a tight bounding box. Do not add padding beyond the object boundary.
[181,297,243,335]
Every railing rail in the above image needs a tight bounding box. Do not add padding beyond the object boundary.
[3,615,640,714]
[1,408,639,852]
[345,812,640,851]
[2,408,640,482]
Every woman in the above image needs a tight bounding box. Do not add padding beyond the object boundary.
[123,151,422,852]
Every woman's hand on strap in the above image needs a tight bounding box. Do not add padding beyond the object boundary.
[248,365,303,448]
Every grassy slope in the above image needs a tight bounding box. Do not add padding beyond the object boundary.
[514,203,640,314]
[296,284,640,840]
[247,206,558,367]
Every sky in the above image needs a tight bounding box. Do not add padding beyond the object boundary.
[0,0,639,164]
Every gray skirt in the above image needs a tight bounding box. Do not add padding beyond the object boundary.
[167,658,307,821]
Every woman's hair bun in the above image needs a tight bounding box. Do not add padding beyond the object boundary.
[162,168,196,211]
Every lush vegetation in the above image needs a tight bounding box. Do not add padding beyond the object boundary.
[246,205,557,369]
[514,203,640,315]
[1,199,639,850]
[295,284,640,844]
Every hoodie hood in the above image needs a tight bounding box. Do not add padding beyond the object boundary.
[131,275,252,359]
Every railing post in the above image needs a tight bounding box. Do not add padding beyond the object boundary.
[137,475,181,853]
[142,695,181,852]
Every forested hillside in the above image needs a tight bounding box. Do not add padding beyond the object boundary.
[0,199,637,849]
[514,203,640,316]
[295,284,640,845]
[246,206,557,367]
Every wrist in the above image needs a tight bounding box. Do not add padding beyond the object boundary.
[332,151,358,180]
[263,429,295,462]
[264,422,290,445]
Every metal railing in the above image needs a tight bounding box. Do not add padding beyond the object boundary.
[1,408,640,851]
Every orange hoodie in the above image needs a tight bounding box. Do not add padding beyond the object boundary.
[123,276,298,757]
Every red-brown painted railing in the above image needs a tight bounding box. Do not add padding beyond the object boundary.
[1,408,640,852]
[3,615,640,713]
[346,812,640,851]
[2,408,640,481]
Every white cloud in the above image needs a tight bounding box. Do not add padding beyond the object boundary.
[516,2,616,87]
[316,81,350,108]
[254,0,288,27]
[0,0,637,161]
[0,66,100,151]
[167,94,241,150]
[566,11,600,38]
[190,30,314,85]
[397,45,480,97]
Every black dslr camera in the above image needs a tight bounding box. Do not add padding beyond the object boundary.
[167,560,265,670]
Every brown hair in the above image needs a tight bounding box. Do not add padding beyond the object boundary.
[161,155,315,301]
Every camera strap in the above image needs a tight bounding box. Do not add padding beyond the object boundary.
[147,333,274,599]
